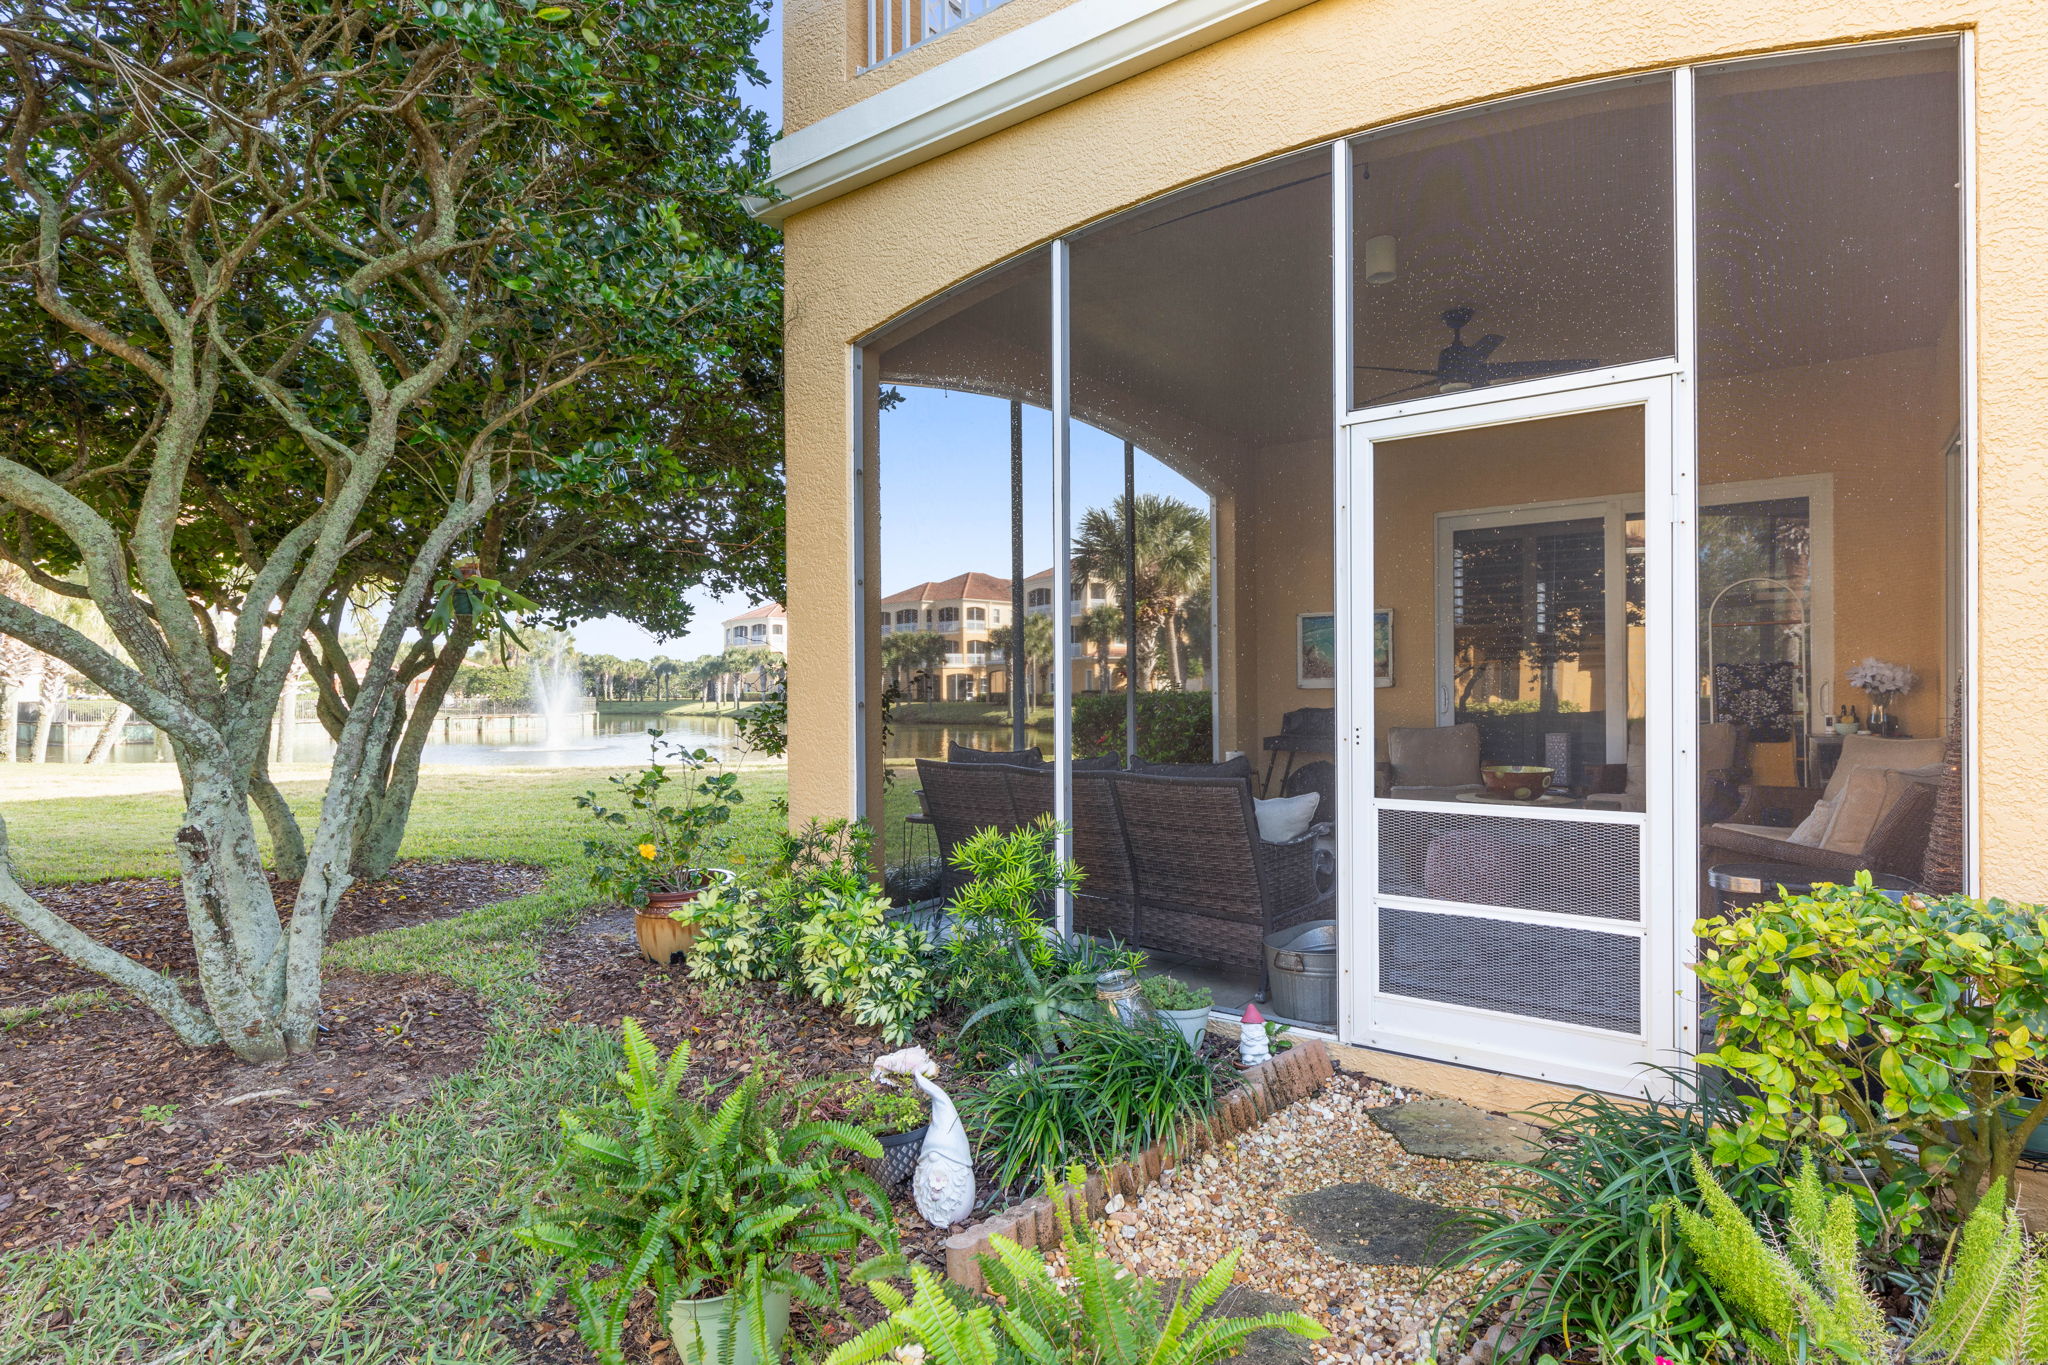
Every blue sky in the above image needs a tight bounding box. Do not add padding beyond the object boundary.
[571,5,1203,662]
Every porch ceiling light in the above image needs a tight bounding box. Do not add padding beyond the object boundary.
[1363,234,1398,285]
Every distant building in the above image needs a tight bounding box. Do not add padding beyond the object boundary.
[721,602,787,655]
[879,571,1124,702]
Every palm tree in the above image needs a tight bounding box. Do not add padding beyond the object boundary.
[1078,602,1124,692]
[988,614,1055,710]
[1071,494,1210,690]
[882,630,949,702]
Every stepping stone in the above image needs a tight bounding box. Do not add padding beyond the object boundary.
[1368,1098,1544,1163]
[1209,1286,1318,1365]
[1161,1281,1316,1365]
[1279,1180,1472,1267]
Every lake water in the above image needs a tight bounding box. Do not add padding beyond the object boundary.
[38,711,1050,768]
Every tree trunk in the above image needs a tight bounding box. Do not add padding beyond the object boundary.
[248,749,308,880]
[354,622,471,879]
[28,695,54,763]
[0,684,18,761]
[172,763,290,1061]
[86,703,131,763]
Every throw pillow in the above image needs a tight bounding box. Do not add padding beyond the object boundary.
[1254,792,1320,844]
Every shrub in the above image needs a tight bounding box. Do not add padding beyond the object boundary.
[965,1017,1219,1191]
[576,735,745,905]
[1678,1156,2048,1365]
[1694,875,2048,1236]
[1141,975,1213,1012]
[823,1079,929,1137]
[513,1020,899,1365]
[1072,691,1213,765]
[826,1174,1327,1365]
[1437,1074,1796,1365]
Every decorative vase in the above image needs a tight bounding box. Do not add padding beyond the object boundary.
[1094,968,1148,1025]
[668,1287,791,1365]
[635,870,733,963]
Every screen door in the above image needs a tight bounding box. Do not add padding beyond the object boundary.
[1345,376,1683,1093]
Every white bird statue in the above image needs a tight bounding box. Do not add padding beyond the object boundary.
[873,1046,976,1228]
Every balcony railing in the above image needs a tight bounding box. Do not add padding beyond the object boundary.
[863,0,1012,70]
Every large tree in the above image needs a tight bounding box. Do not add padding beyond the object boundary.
[0,0,778,1061]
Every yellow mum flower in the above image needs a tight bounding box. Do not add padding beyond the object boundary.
[637,843,658,860]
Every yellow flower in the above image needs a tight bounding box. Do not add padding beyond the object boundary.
[637,843,658,860]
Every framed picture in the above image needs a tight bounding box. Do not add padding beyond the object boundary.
[1297,613,1335,689]
[1373,607,1394,688]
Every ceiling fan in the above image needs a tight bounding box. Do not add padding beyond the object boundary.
[1356,307,1599,402]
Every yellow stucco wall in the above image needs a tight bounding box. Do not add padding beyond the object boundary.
[783,0,2048,897]
[784,0,1086,131]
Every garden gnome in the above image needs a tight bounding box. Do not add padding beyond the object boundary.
[872,1047,977,1227]
[1238,1003,1271,1068]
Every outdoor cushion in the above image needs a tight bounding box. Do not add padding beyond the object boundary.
[1818,762,1944,854]
[947,742,1044,767]
[1132,754,1254,783]
[1789,736,1945,848]
[1071,754,1123,771]
[1253,792,1320,844]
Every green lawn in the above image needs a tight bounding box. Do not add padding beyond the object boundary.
[0,766,797,1365]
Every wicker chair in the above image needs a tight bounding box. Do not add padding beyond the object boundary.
[1701,773,1940,884]
[1070,770,1137,944]
[1110,771,1333,996]
[915,759,1019,899]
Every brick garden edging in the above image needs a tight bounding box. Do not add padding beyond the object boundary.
[941,1038,1337,1291]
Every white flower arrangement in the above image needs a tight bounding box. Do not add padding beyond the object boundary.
[1846,657,1917,700]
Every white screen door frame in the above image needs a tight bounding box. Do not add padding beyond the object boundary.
[1337,370,1695,1097]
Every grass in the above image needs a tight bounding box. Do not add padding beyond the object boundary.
[0,765,800,1364]
[891,701,1055,728]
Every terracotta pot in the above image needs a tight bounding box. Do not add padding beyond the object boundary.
[635,870,733,964]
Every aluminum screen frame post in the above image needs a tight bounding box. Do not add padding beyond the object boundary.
[1050,239,1074,936]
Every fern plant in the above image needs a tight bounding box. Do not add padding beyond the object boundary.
[514,1018,901,1365]
[1677,1154,2048,1364]
[825,1174,1327,1365]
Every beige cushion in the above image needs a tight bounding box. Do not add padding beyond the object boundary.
[1388,723,1481,789]
[1790,738,1947,850]
[1254,792,1321,843]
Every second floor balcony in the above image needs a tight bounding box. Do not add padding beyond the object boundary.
[862,0,1012,70]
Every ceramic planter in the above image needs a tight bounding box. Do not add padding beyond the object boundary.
[864,1124,929,1189]
[667,1286,791,1365]
[1155,1005,1210,1050]
[635,869,734,964]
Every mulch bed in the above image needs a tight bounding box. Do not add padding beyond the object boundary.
[0,859,543,1251]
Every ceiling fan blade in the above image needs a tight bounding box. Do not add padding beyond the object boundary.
[1353,365,1443,377]
[1481,358,1602,379]
[1470,334,1506,360]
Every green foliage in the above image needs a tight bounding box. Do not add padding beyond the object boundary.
[1438,1075,1797,1365]
[1694,875,2048,1236]
[1070,692,1215,765]
[959,942,1110,1060]
[687,819,938,1043]
[1676,1157,2048,1365]
[823,1078,930,1137]
[576,734,745,905]
[826,1174,1326,1365]
[1139,975,1213,1013]
[513,1019,898,1365]
[965,1019,1219,1191]
[940,821,1095,1058]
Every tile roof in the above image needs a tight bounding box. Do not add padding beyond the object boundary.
[721,601,785,625]
[878,571,1015,604]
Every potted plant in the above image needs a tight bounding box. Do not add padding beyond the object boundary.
[1139,974,1214,1049]
[824,1077,930,1190]
[576,732,745,963]
[516,1020,899,1365]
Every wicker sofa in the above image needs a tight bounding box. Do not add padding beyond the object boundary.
[912,758,1334,993]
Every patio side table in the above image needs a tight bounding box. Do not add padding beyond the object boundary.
[1706,861,1918,917]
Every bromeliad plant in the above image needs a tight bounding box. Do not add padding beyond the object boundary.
[577,733,744,905]
[514,1019,899,1365]
[1694,875,2048,1237]
[827,1172,1326,1365]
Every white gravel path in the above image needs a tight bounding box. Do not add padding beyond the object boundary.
[1071,1072,1521,1365]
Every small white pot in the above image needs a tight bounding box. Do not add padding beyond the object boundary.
[1156,1005,1210,1050]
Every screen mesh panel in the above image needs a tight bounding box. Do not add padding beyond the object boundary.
[1378,807,1640,920]
[1379,907,1641,1032]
